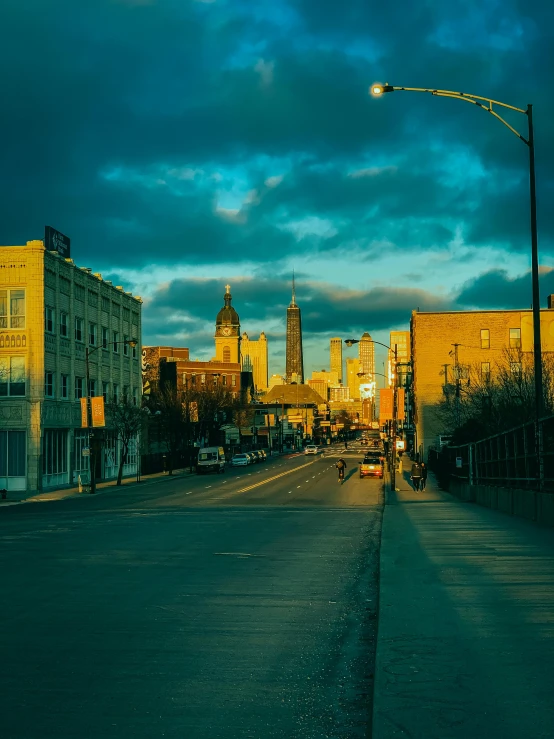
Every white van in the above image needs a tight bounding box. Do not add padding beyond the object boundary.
[196,447,226,474]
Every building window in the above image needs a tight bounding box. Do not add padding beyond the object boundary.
[481,362,490,383]
[223,346,231,362]
[0,288,25,329]
[190,374,196,386]
[232,374,236,386]
[102,327,109,349]
[113,331,119,352]
[201,374,206,384]
[222,375,227,386]
[61,374,69,399]
[480,329,490,349]
[132,341,137,359]
[45,307,55,334]
[89,323,97,346]
[75,317,84,342]
[45,371,54,398]
[60,311,68,337]
[75,376,84,399]
[123,307,130,321]
[0,430,26,480]
[88,379,97,397]
[510,361,522,377]
[509,328,521,349]
[75,284,85,302]
[123,336,129,356]
[0,356,26,397]
[132,387,138,406]
[102,296,110,312]
[113,383,119,404]
[42,430,69,488]
[102,382,109,402]
[213,375,218,385]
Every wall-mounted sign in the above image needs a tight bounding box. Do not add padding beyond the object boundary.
[45,226,71,258]
[80,397,88,428]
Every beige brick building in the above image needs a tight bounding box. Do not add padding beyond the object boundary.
[0,240,142,493]
[411,306,554,459]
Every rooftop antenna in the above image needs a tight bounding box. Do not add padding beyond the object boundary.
[291,269,296,305]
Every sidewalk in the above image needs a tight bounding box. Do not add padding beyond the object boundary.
[0,467,193,507]
[373,464,554,738]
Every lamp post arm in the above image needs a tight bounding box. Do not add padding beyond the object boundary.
[383,86,529,144]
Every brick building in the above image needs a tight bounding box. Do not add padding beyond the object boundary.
[411,305,554,459]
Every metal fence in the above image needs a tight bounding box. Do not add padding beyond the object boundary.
[439,414,554,493]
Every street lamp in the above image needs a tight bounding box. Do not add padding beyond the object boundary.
[371,82,544,428]
[85,338,138,494]
[346,339,398,489]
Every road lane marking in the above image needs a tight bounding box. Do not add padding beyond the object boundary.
[297,486,301,488]
[233,459,317,494]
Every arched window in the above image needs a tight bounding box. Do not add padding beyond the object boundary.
[223,346,231,362]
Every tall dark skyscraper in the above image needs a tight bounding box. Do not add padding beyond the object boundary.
[285,274,304,384]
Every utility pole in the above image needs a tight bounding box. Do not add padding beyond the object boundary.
[452,343,461,429]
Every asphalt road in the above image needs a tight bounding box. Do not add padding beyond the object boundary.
[1,446,383,739]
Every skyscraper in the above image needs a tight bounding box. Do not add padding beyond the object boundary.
[346,357,361,400]
[330,337,342,383]
[241,331,268,393]
[285,274,304,384]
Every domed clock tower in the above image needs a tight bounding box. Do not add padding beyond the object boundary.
[214,284,240,363]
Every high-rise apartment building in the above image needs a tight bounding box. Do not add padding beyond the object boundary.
[0,239,142,494]
[241,331,268,393]
[330,337,343,383]
[285,276,304,384]
[359,332,375,380]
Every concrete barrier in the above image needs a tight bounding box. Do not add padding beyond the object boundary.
[449,479,554,528]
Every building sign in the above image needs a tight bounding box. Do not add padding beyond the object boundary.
[91,397,105,427]
[80,397,88,428]
[379,389,393,422]
[287,416,304,423]
[319,421,331,426]
[456,456,463,469]
[45,226,71,258]
[396,439,406,451]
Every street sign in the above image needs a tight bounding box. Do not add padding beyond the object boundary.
[320,421,331,426]
[456,456,463,468]
[287,416,303,422]
[82,448,90,457]
[80,397,88,428]
[335,423,344,428]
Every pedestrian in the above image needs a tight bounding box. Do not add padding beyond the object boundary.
[420,462,428,491]
[410,460,422,492]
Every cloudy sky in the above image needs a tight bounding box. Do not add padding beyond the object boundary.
[3,0,554,380]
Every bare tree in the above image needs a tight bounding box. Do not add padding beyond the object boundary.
[436,348,554,444]
[147,386,187,475]
[192,383,239,447]
[107,398,143,485]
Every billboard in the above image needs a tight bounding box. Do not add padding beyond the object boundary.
[359,381,376,400]
[45,226,71,258]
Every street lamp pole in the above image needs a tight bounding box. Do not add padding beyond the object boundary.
[371,84,544,425]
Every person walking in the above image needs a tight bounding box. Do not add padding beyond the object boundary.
[336,457,347,483]
[420,462,428,491]
[410,460,422,492]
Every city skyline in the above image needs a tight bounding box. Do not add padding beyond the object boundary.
[2,1,553,381]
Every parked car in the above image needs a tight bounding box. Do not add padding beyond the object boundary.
[251,450,265,463]
[256,450,267,461]
[304,445,319,455]
[359,454,384,479]
[231,454,250,467]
